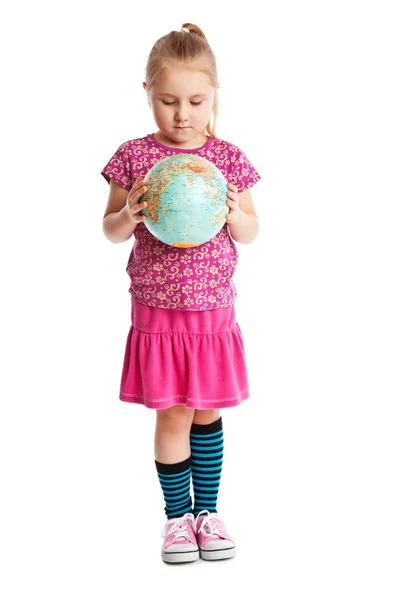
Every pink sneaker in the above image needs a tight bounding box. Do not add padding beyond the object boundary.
[161,512,199,563]
[194,510,236,560]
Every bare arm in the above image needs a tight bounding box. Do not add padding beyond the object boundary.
[226,185,259,244]
[228,210,259,244]
[102,179,148,243]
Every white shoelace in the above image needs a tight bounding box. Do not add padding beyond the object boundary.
[162,513,195,541]
[195,510,224,538]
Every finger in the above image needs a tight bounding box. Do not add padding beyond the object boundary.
[131,177,145,191]
[136,184,147,197]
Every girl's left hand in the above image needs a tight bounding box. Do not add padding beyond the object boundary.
[226,183,240,224]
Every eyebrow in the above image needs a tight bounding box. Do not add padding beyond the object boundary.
[157,93,208,99]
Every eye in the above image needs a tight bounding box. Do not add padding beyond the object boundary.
[161,101,203,105]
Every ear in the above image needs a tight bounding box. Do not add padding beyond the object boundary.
[143,82,151,106]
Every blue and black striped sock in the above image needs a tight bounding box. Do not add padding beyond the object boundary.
[190,417,223,516]
[155,456,193,519]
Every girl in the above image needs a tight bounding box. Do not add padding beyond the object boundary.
[101,23,261,563]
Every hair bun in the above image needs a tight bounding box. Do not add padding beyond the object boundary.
[181,23,207,40]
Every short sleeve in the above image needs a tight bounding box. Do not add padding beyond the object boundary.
[101,143,132,191]
[228,145,261,193]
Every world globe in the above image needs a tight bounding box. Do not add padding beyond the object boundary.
[139,153,229,247]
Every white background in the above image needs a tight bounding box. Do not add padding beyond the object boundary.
[1,0,399,598]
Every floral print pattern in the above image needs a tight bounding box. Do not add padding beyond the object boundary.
[101,134,261,311]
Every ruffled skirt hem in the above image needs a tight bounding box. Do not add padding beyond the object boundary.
[119,297,249,410]
[119,388,249,409]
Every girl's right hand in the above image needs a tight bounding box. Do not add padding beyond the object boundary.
[126,177,148,224]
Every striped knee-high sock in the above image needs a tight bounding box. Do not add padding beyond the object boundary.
[155,456,193,519]
[190,417,223,516]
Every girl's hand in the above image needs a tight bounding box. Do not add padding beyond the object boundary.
[126,177,148,224]
[226,183,240,224]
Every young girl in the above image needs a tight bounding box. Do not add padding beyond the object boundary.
[101,23,261,564]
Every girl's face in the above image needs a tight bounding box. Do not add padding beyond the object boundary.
[144,63,217,148]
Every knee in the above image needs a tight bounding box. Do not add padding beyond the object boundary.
[192,409,220,425]
[156,405,195,434]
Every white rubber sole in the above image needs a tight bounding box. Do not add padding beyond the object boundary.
[162,549,200,563]
[200,546,236,560]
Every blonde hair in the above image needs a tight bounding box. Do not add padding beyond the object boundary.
[144,23,220,138]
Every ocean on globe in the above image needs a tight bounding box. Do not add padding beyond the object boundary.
[138,154,229,247]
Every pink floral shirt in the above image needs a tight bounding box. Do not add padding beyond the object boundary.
[101,133,261,311]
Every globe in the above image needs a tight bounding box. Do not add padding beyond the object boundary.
[139,153,229,247]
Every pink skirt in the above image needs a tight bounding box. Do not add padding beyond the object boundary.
[119,297,250,410]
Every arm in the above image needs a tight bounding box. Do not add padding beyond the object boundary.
[102,179,143,243]
[103,207,137,243]
[226,186,259,244]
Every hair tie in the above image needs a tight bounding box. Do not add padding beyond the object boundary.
[180,27,190,33]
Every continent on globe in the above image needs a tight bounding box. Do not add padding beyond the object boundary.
[139,154,229,247]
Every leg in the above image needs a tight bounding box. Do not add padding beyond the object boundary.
[154,405,195,519]
[190,409,224,515]
[190,410,236,560]
[155,406,199,563]
[155,405,195,463]
[192,409,220,425]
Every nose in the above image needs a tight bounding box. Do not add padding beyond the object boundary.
[174,103,190,123]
